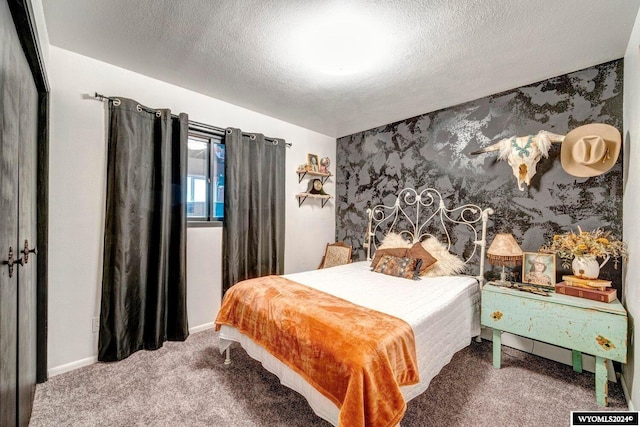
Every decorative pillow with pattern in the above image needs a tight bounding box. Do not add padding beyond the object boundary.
[406,242,438,273]
[370,247,409,269]
[419,237,466,277]
[373,255,423,280]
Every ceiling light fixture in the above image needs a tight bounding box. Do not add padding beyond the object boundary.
[294,14,392,76]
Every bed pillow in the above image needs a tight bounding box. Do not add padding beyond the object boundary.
[406,242,438,274]
[370,232,414,268]
[370,247,409,269]
[419,237,466,277]
[373,255,422,280]
[377,232,412,249]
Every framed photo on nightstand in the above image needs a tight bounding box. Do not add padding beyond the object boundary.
[522,252,555,288]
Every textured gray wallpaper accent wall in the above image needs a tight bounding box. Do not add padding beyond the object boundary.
[336,60,623,285]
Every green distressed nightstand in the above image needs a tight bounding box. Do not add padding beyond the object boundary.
[481,284,627,406]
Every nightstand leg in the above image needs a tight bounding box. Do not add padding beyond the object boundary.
[492,329,502,369]
[595,356,608,407]
[572,350,583,373]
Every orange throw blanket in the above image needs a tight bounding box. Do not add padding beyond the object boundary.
[215,276,419,427]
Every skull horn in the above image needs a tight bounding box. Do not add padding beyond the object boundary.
[470,140,503,155]
[538,130,565,143]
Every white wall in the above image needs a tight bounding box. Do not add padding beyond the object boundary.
[47,46,336,374]
[623,9,640,411]
[29,0,49,72]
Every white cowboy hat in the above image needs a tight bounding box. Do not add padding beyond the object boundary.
[528,255,547,266]
[560,123,621,177]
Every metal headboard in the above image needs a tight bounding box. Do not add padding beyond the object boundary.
[364,187,494,284]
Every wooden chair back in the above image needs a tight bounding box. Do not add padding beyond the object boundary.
[318,241,353,269]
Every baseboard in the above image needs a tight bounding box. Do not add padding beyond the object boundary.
[619,372,635,410]
[48,355,97,378]
[480,327,616,382]
[190,322,215,334]
[48,322,216,378]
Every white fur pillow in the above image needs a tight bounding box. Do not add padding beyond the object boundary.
[419,237,465,277]
[377,232,412,249]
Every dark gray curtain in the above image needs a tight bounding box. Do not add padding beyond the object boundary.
[99,98,189,362]
[222,128,286,293]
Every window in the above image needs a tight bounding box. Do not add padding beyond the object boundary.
[187,128,224,223]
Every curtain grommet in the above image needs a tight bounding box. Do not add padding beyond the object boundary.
[112,98,121,107]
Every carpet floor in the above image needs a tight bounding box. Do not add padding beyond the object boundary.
[30,329,627,426]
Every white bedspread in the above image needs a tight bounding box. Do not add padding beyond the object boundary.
[218,261,481,426]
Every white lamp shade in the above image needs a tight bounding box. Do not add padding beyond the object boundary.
[487,233,523,266]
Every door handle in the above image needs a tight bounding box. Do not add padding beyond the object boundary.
[21,239,37,264]
[3,247,24,278]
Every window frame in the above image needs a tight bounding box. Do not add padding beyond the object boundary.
[186,126,224,227]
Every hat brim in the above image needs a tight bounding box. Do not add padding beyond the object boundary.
[560,124,621,177]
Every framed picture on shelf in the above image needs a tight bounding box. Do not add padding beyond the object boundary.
[319,156,330,173]
[522,252,556,288]
[307,153,319,172]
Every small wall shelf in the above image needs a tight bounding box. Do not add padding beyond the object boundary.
[295,193,332,208]
[296,169,332,184]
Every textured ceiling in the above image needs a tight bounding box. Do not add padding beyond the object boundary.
[41,0,640,138]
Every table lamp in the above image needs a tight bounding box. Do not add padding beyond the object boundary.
[487,233,523,287]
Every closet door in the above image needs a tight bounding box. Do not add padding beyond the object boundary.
[17,62,38,425]
[0,0,38,424]
[0,0,21,421]
[0,105,19,420]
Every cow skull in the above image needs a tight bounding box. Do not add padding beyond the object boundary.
[471,130,565,191]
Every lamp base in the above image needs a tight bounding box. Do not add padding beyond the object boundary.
[492,266,513,287]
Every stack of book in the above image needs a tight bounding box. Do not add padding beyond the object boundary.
[555,275,617,303]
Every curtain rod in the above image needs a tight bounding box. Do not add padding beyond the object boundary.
[93,92,291,147]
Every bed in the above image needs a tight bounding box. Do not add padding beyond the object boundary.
[216,187,493,426]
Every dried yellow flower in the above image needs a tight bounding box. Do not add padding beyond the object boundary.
[539,228,628,269]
